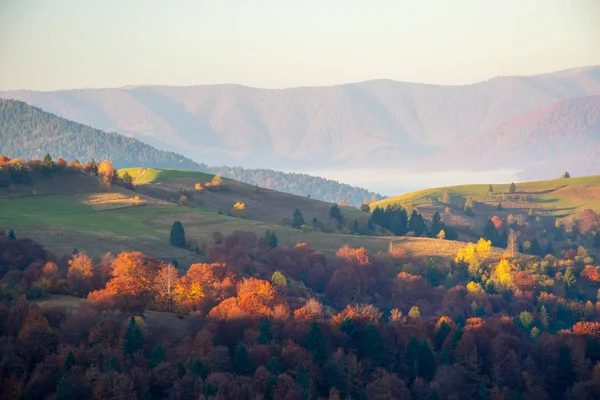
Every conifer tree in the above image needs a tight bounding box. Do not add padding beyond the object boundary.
[169,221,186,248]
[149,344,165,369]
[8,229,16,240]
[265,229,279,249]
[306,320,327,364]
[258,317,273,345]
[361,322,383,363]
[62,351,76,375]
[122,317,144,357]
[509,182,516,193]
[417,339,436,382]
[233,343,252,375]
[190,359,207,379]
[292,208,305,229]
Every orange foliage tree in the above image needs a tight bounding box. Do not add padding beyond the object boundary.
[67,253,95,297]
[581,265,600,283]
[97,160,115,190]
[88,252,163,312]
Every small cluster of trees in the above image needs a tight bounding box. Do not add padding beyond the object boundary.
[371,206,457,239]
[0,154,134,192]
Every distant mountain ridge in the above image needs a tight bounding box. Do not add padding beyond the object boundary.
[418,95,600,177]
[0,99,382,205]
[2,66,600,173]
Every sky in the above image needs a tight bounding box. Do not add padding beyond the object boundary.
[0,0,599,91]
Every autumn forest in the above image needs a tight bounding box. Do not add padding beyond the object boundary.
[1,154,600,400]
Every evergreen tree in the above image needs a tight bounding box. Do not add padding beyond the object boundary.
[430,211,443,238]
[482,218,499,246]
[329,203,343,222]
[267,357,282,375]
[488,184,493,193]
[405,336,420,381]
[340,316,358,349]
[305,320,327,364]
[149,344,165,369]
[296,364,311,399]
[190,358,207,379]
[54,377,75,400]
[361,322,383,364]
[594,232,600,249]
[367,217,375,233]
[292,208,305,229]
[426,258,439,286]
[417,339,436,382]
[265,229,278,249]
[509,182,516,193]
[122,317,144,357]
[434,320,451,350]
[8,229,16,240]
[258,317,273,345]
[529,238,542,256]
[555,344,574,397]
[169,220,186,248]
[409,210,426,236]
[62,351,76,375]
[233,343,253,375]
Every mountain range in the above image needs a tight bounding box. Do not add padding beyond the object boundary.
[1,65,600,179]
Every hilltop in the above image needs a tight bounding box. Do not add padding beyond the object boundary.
[2,66,600,177]
[373,174,600,240]
[0,99,382,205]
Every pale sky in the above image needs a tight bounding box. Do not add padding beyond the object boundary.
[0,0,599,91]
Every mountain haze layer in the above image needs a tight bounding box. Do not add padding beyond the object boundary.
[3,66,600,173]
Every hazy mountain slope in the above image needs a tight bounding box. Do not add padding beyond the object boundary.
[0,99,382,205]
[420,95,600,172]
[0,98,198,169]
[3,66,599,169]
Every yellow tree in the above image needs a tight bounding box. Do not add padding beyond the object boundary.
[231,202,246,218]
[491,258,516,292]
[97,160,115,190]
[211,174,222,186]
[455,238,491,278]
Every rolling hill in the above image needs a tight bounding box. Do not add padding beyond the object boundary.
[372,174,600,239]
[2,66,600,175]
[0,166,480,262]
[0,99,382,205]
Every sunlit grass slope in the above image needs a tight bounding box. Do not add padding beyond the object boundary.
[373,175,600,218]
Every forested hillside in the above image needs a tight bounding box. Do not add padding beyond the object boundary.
[0,99,200,169]
[0,99,382,205]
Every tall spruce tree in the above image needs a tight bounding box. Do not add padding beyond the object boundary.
[233,343,252,375]
[292,208,305,228]
[417,339,436,382]
[169,220,186,248]
[122,317,144,357]
[306,320,327,364]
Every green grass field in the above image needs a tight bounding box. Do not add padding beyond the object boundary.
[373,175,600,218]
